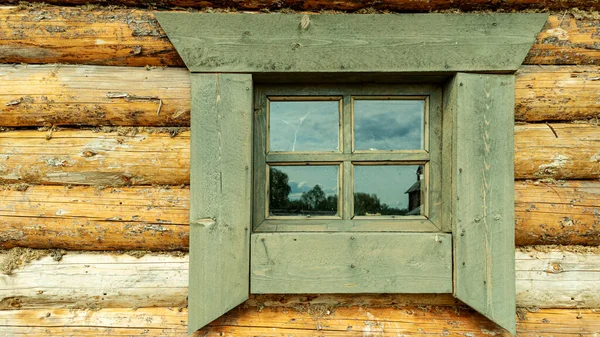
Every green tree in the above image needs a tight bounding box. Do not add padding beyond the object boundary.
[300,184,326,210]
[269,168,291,209]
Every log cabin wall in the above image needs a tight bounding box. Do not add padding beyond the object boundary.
[0,2,599,335]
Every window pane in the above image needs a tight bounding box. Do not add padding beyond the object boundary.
[354,99,425,151]
[354,165,424,216]
[269,165,338,216]
[269,100,339,152]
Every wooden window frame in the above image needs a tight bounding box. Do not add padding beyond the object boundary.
[156,12,548,335]
[254,84,443,233]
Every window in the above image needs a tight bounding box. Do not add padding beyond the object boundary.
[155,12,548,334]
[253,85,443,232]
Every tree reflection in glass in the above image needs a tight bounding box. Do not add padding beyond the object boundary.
[354,165,424,216]
[269,165,338,216]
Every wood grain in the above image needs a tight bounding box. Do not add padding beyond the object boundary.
[251,233,452,294]
[2,0,599,10]
[1,65,597,127]
[515,66,600,122]
[0,7,597,67]
[1,181,598,250]
[0,65,190,127]
[0,129,190,186]
[450,74,516,333]
[1,249,599,310]
[0,123,598,184]
[515,180,600,246]
[156,12,545,73]
[187,74,252,332]
[514,123,600,180]
[0,306,598,337]
[0,6,184,67]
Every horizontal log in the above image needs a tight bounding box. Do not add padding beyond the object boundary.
[514,66,600,122]
[2,0,600,11]
[515,180,600,246]
[0,248,599,310]
[0,65,190,127]
[1,181,599,250]
[1,124,598,186]
[514,123,600,180]
[0,129,191,186]
[0,185,190,250]
[1,65,597,127]
[0,6,597,67]
[0,307,598,337]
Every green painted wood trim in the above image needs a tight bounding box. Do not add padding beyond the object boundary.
[155,13,547,73]
[253,83,443,231]
[450,73,516,335]
[188,74,252,334]
[254,218,439,232]
[251,232,452,293]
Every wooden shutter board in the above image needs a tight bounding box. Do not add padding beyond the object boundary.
[188,74,252,333]
[450,73,517,334]
[251,232,452,294]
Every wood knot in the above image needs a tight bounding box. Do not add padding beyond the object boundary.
[299,15,310,30]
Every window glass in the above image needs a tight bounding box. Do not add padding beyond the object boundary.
[269,100,340,152]
[354,99,425,151]
[269,165,339,216]
[354,165,425,216]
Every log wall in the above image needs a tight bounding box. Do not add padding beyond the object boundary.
[1,3,599,336]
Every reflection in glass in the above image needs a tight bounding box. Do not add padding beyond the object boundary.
[354,165,424,216]
[354,99,425,151]
[269,100,339,152]
[269,165,338,216]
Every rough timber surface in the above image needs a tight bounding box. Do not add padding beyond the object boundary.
[0,307,598,337]
[515,180,600,246]
[0,65,190,127]
[0,7,597,67]
[449,73,516,334]
[1,0,599,10]
[1,181,599,250]
[514,123,600,180]
[0,249,599,310]
[156,12,545,73]
[1,65,598,126]
[1,124,598,186]
[0,129,190,186]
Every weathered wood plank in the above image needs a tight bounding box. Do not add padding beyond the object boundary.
[0,7,597,67]
[0,306,598,336]
[0,65,190,126]
[1,181,598,250]
[450,73,516,334]
[156,13,545,73]
[1,248,599,310]
[1,65,597,127]
[1,124,598,185]
[188,74,252,332]
[251,233,452,294]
